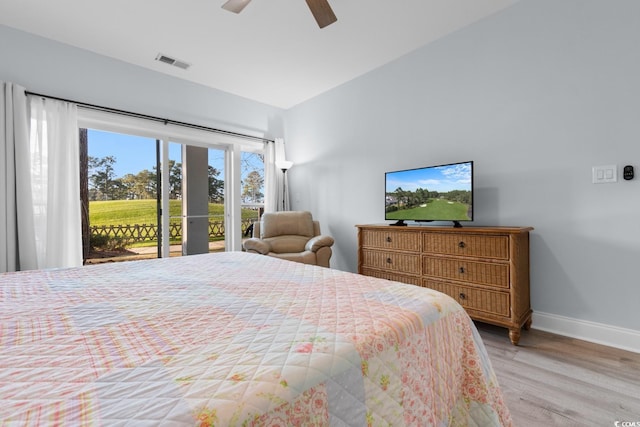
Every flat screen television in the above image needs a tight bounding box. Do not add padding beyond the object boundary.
[385,161,473,227]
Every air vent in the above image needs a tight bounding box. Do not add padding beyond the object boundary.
[155,53,191,70]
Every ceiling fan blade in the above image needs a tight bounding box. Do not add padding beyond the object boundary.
[305,0,337,28]
[221,0,252,14]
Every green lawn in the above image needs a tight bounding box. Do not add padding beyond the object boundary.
[89,199,256,226]
[386,198,471,221]
[88,200,259,249]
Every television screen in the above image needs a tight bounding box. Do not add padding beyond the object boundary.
[385,161,473,226]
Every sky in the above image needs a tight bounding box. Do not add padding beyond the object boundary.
[385,161,473,193]
[87,129,262,180]
[88,129,221,177]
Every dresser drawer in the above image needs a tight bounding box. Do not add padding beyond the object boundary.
[360,268,421,286]
[362,249,421,274]
[424,280,510,317]
[423,256,509,288]
[361,230,420,252]
[422,233,509,259]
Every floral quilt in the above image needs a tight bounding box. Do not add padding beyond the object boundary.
[0,252,511,426]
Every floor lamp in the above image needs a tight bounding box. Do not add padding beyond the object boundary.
[276,160,293,211]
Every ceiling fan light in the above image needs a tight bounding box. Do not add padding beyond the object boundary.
[222,0,252,14]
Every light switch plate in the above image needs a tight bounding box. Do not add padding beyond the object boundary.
[592,165,617,184]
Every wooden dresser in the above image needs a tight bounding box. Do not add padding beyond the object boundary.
[357,224,533,345]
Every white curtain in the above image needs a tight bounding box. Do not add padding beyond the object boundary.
[1,82,37,273]
[28,96,82,269]
[263,139,277,213]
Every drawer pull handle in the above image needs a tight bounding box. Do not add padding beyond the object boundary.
[459,267,465,274]
[459,293,467,300]
[386,257,392,264]
[386,236,392,243]
[458,241,466,248]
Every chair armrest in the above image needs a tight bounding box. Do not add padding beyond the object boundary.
[305,235,334,253]
[243,238,271,255]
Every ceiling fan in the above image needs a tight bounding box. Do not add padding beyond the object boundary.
[222,0,337,29]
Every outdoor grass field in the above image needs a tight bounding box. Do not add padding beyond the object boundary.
[88,200,260,250]
[386,198,471,221]
[89,199,257,226]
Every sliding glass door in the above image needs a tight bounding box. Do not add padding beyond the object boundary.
[78,110,266,263]
[240,150,265,235]
[82,128,161,263]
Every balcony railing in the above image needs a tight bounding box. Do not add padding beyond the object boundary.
[90,217,257,245]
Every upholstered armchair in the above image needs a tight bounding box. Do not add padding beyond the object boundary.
[243,211,334,268]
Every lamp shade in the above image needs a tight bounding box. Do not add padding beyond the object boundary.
[276,160,293,171]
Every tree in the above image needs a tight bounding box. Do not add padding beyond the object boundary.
[88,155,117,200]
[134,169,157,199]
[208,166,224,203]
[169,161,182,199]
[242,170,264,203]
[394,187,408,209]
[415,188,429,205]
[446,190,471,205]
[119,174,138,199]
[88,155,228,203]
[109,178,129,200]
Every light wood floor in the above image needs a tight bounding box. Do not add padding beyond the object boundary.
[475,322,640,426]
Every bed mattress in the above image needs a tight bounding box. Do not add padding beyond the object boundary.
[0,251,511,426]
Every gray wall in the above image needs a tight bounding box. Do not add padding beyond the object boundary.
[1,1,639,336]
[284,0,640,332]
[0,24,284,139]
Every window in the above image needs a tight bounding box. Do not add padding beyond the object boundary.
[78,109,265,263]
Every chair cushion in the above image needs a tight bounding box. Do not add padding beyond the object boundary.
[261,211,315,239]
[265,235,309,254]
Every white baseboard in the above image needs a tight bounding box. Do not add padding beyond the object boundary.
[532,312,640,354]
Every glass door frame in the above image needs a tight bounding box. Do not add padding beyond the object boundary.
[78,108,265,257]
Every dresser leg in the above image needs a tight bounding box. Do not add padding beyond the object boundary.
[508,328,521,346]
[523,316,532,330]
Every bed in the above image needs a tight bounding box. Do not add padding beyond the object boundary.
[0,251,511,426]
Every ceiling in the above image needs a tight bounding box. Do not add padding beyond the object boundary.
[0,0,517,109]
